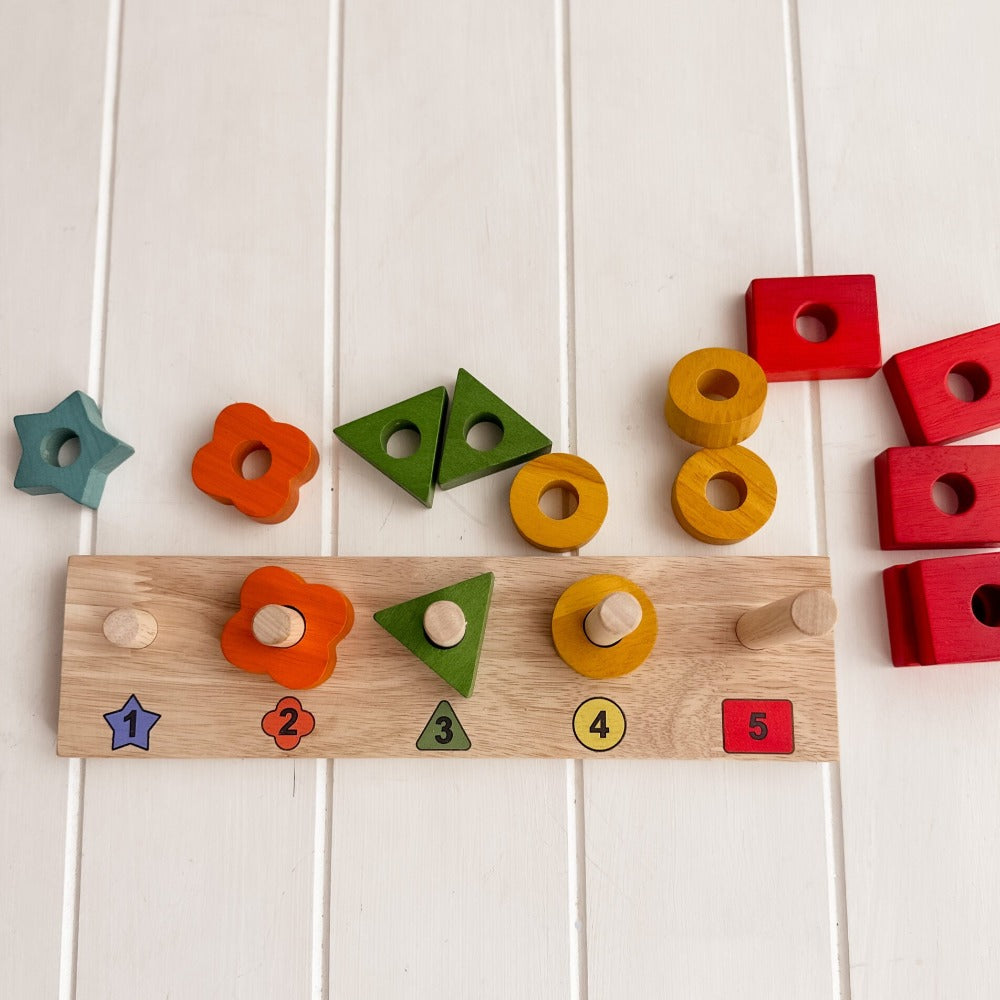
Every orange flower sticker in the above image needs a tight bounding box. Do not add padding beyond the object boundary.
[221,566,354,689]
[261,696,315,751]
[192,402,319,523]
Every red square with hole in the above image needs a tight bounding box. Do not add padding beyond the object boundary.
[875,446,1000,549]
[722,699,793,754]
[744,274,881,381]
[882,323,1000,444]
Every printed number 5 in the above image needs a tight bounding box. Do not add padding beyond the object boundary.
[748,711,768,741]
[435,716,453,745]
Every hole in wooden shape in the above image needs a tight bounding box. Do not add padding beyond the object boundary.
[236,443,272,480]
[932,473,976,516]
[464,414,504,452]
[382,420,421,459]
[947,362,991,402]
[794,303,838,343]
[696,368,740,401]
[972,585,1000,628]
[705,472,747,512]
[41,428,82,468]
[539,482,580,520]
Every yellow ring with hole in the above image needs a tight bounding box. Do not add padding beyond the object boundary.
[552,574,657,678]
[664,347,768,447]
[509,453,608,552]
[671,445,777,544]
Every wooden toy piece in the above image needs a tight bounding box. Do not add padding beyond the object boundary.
[252,604,306,648]
[509,453,608,552]
[374,572,494,697]
[221,566,354,689]
[671,445,777,544]
[583,591,643,647]
[422,600,467,649]
[436,369,551,489]
[552,574,657,679]
[334,386,448,507]
[882,322,1000,444]
[735,589,837,650]
[191,402,318,523]
[13,390,134,508]
[745,274,881,381]
[874,446,1000,549]
[664,348,767,447]
[103,608,158,649]
[883,552,1000,667]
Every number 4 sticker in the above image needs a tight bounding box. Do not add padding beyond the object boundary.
[722,699,794,754]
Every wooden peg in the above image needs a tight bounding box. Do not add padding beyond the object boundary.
[736,589,838,650]
[422,599,467,649]
[103,607,158,649]
[252,604,306,648]
[583,591,643,647]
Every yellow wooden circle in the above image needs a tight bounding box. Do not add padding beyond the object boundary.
[664,347,767,448]
[671,445,777,544]
[509,453,609,552]
[573,697,627,752]
[551,574,657,679]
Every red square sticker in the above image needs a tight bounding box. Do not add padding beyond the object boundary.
[722,699,794,754]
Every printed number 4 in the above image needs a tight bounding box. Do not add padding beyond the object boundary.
[589,710,610,739]
[749,711,768,741]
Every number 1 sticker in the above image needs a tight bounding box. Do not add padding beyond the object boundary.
[722,699,793,754]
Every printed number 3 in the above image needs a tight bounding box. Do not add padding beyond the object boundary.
[435,716,453,745]
[749,711,768,741]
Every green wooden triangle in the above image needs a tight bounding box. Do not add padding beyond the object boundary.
[416,700,471,751]
[373,572,495,698]
[334,387,448,507]
[436,369,551,489]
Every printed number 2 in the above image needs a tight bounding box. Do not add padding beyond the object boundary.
[748,711,768,741]
[589,710,610,739]
[278,707,299,737]
[434,716,454,745]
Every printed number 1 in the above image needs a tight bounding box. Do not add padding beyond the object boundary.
[589,710,610,739]
[435,716,454,745]
[748,711,768,741]
[123,708,137,739]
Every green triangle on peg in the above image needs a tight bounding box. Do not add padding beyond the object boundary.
[436,369,552,490]
[373,572,495,698]
[416,700,472,751]
[334,387,448,507]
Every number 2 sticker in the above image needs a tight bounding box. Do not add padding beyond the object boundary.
[722,699,793,754]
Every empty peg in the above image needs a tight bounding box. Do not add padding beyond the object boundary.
[422,600,467,649]
[584,591,643,647]
[736,589,838,650]
[252,604,306,648]
[103,608,158,649]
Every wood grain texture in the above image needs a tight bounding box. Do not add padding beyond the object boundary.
[71,2,329,997]
[801,0,1000,994]
[0,2,107,993]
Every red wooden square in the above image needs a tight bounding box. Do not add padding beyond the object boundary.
[882,322,1000,444]
[745,274,881,381]
[722,699,794,754]
[874,446,1000,549]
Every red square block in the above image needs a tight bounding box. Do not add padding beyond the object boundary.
[721,699,794,754]
[745,274,881,381]
[883,552,1000,666]
[874,446,1000,549]
[882,322,1000,444]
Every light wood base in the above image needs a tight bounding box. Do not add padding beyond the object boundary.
[58,555,838,760]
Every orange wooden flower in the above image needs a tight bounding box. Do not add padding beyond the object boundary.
[221,566,354,689]
[191,402,319,523]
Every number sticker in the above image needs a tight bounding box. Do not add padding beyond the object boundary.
[103,694,161,752]
[262,696,315,751]
[573,697,626,752]
[722,699,793,754]
[417,701,471,751]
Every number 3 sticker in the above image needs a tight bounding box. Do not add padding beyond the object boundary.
[573,697,627,752]
[722,699,793,754]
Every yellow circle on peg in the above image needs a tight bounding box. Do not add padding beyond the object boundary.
[552,574,657,679]
[671,445,776,544]
[664,347,767,447]
[509,453,609,552]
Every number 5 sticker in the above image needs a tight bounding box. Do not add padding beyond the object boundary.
[722,699,793,754]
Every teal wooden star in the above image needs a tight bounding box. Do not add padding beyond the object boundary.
[13,390,134,509]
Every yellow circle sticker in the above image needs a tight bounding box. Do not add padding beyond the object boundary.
[573,697,626,752]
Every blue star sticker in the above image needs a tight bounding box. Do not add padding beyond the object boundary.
[13,390,134,508]
[104,694,161,751]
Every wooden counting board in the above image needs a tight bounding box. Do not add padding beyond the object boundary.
[57,555,838,760]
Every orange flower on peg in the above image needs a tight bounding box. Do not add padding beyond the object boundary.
[192,402,319,523]
[221,566,355,690]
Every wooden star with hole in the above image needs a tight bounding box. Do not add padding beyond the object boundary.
[13,390,134,508]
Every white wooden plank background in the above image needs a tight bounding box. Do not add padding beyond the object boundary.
[2,0,998,996]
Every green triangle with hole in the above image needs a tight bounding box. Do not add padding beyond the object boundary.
[436,369,552,490]
[416,700,472,751]
[334,387,448,507]
[373,572,494,698]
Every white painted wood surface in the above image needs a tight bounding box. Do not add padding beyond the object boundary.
[3,0,999,996]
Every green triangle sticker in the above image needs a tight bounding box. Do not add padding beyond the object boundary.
[373,572,494,698]
[334,387,448,507]
[436,369,551,490]
[416,700,471,751]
